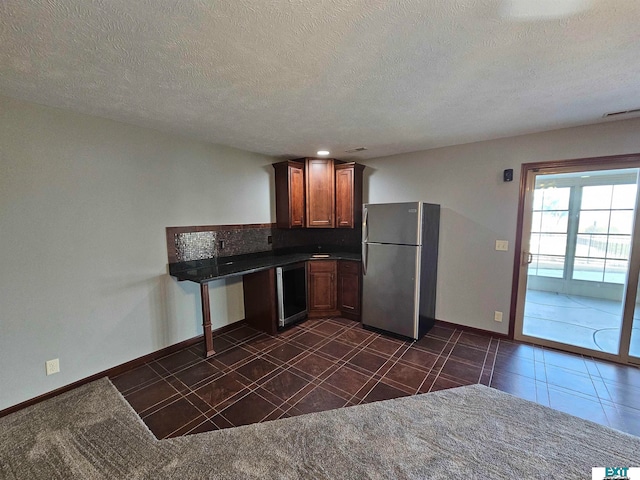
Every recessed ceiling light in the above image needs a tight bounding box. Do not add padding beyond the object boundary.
[317,150,330,156]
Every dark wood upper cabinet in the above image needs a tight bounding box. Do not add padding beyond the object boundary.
[273,160,305,229]
[335,162,365,229]
[273,158,364,230]
[305,158,335,228]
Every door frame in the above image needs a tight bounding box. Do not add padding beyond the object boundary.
[509,153,640,364]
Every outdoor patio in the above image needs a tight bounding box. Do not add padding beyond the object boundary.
[523,289,640,357]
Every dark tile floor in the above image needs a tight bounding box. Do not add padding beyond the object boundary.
[111,317,640,439]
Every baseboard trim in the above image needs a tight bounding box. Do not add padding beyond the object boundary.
[0,320,245,419]
[434,319,511,339]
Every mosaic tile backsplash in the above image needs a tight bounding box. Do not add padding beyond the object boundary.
[169,223,361,264]
[217,228,273,257]
[175,231,217,261]
[171,225,274,262]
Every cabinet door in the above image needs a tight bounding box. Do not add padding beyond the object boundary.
[305,158,335,228]
[335,166,354,228]
[338,260,361,319]
[308,260,338,315]
[243,269,278,334]
[289,165,305,227]
[335,163,364,229]
[273,161,304,228]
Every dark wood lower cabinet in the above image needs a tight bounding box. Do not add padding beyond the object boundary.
[338,260,361,320]
[307,260,340,318]
[308,259,361,319]
[243,260,362,329]
[243,269,278,335]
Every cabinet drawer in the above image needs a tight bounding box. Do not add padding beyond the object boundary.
[338,260,360,274]
[308,259,337,273]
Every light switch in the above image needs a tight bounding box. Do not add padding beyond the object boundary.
[495,240,509,251]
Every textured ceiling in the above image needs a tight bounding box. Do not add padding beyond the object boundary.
[1,0,639,160]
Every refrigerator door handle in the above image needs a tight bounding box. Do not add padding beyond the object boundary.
[362,205,368,275]
[362,242,368,275]
[362,206,369,243]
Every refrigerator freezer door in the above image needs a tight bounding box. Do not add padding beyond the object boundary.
[362,243,421,339]
[363,202,422,246]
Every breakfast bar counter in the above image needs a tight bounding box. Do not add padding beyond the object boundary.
[169,251,360,357]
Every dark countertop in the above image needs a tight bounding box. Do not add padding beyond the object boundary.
[169,251,361,284]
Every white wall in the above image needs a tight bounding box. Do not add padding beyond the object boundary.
[362,118,640,335]
[0,96,276,410]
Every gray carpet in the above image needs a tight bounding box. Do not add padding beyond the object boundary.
[1,378,638,479]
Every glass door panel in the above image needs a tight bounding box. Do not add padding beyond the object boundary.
[519,167,639,360]
[628,264,640,364]
[527,186,570,279]
[631,287,640,360]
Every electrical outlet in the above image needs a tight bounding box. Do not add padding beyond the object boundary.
[494,311,503,322]
[46,358,60,376]
[495,240,509,251]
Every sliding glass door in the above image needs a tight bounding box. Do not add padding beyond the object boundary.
[514,157,640,365]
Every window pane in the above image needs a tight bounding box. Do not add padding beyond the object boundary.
[531,212,542,233]
[538,234,567,256]
[540,211,568,233]
[604,259,628,284]
[606,236,631,260]
[540,187,570,211]
[611,183,637,209]
[533,255,564,278]
[529,233,540,254]
[527,255,539,275]
[576,234,593,257]
[576,234,608,258]
[578,210,610,233]
[581,185,612,210]
[533,189,543,210]
[609,210,634,235]
[573,257,604,282]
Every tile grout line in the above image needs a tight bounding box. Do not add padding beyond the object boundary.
[426,330,462,392]
[486,337,498,387]
[478,336,494,386]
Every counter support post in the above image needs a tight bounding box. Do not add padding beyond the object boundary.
[200,283,215,357]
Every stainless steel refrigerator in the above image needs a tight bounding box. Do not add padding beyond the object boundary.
[361,202,440,339]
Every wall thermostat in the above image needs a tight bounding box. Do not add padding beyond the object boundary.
[503,169,514,182]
